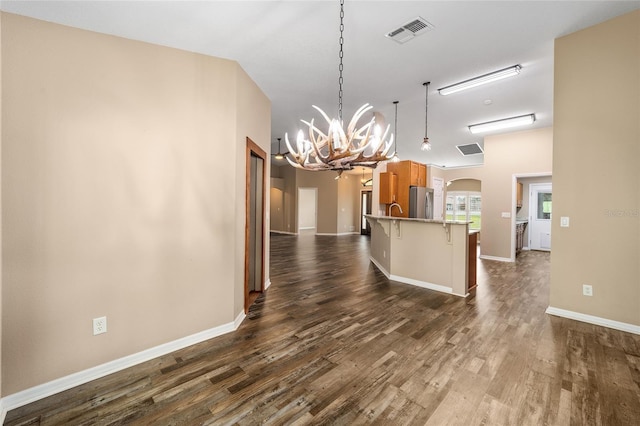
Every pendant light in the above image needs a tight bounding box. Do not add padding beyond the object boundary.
[284,0,394,175]
[421,82,432,151]
[274,138,284,160]
[392,101,400,162]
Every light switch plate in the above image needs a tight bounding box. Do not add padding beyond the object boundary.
[560,216,570,227]
[501,212,511,218]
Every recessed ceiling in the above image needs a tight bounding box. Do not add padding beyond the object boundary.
[3,1,638,169]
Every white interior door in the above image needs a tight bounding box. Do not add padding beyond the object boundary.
[529,183,552,251]
[297,188,317,232]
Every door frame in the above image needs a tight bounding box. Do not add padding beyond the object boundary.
[511,173,552,261]
[360,188,373,235]
[529,183,553,251]
[245,137,267,313]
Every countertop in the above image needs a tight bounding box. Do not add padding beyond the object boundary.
[364,214,472,225]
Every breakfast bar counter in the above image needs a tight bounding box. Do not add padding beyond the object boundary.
[364,215,474,297]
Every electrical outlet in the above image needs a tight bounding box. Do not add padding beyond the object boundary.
[93,316,107,335]
[383,250,386,258]
[582,285,593,297]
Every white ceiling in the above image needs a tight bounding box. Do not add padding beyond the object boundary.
[3,1,639,169]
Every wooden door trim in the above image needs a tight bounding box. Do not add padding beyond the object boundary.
[245,137,267,314]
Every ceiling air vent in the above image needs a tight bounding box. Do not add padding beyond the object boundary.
[456,143,484,156]
[385,17,434,44]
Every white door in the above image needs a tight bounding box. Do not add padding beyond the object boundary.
[297,188,317,232]
[529,183,552,251]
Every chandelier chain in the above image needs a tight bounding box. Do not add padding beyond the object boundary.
[284,0,394,172]
[338,0,345,122]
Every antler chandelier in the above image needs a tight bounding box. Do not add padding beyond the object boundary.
[285,0,393,175]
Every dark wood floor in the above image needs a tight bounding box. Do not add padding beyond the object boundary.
[6,233,640,425]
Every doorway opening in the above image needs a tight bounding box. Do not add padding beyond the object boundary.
[245,138,266,313]
[529,183,552,251]
[360,189,372,235]
[513,174,552,260]
[297,187,317,234]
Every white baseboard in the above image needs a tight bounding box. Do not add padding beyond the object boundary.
[234,310,246,329]
[315,232,359,236]
[369,256,459,297]
[546,306,640,335]
[0,314,247,418]
[270,230,297,235]
[264,278,272,290]
[0,399,6,425]
[369,256,390,278]
[479,254,513,262]
[389,274,454,296]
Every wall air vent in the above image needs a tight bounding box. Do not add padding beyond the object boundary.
[456,143,484,156]
[385,17,434,44]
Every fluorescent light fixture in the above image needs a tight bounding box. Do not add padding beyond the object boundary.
[468,114,535,134]
[438,65,521,95]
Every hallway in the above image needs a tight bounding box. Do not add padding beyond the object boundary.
[6,234,640,424]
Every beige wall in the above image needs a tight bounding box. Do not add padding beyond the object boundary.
[551,11,640,326]
[481,128,553,259]
[270,165,369,235]
[280,165,297,233]
[0,12,3,396]
[270,166,365,235]
[1,13,270,395]
[369,220,391,272]
[295,170,338,234]
[234,66,271,317]
[337,176,362,234]
[270,187,284,231]
[447,178,481,192]
[427,128,552,260]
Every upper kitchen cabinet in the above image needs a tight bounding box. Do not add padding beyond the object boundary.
[516,182,524,208]
[418,164,427,187]
[387,160,427,188]
[379,172,397,204]
[384,160,428,217]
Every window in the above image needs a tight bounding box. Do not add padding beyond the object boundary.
[537,192,552,220]
[446,191,481,230]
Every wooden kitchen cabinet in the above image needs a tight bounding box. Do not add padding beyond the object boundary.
[385,160,428,217]
[516,182,523,208]
[392,161,427,187]
[409,162,420,186]
[418,164,427,187]
[468,231,478,291]
[379,172,397,204]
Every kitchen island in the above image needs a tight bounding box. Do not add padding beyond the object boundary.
[364,215,474,297]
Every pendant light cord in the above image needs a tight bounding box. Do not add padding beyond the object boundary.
[424,82,430,139]
[338,0,345,122]
[393,101,399,153]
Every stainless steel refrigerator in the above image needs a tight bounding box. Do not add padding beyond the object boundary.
[409,186,434,219]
